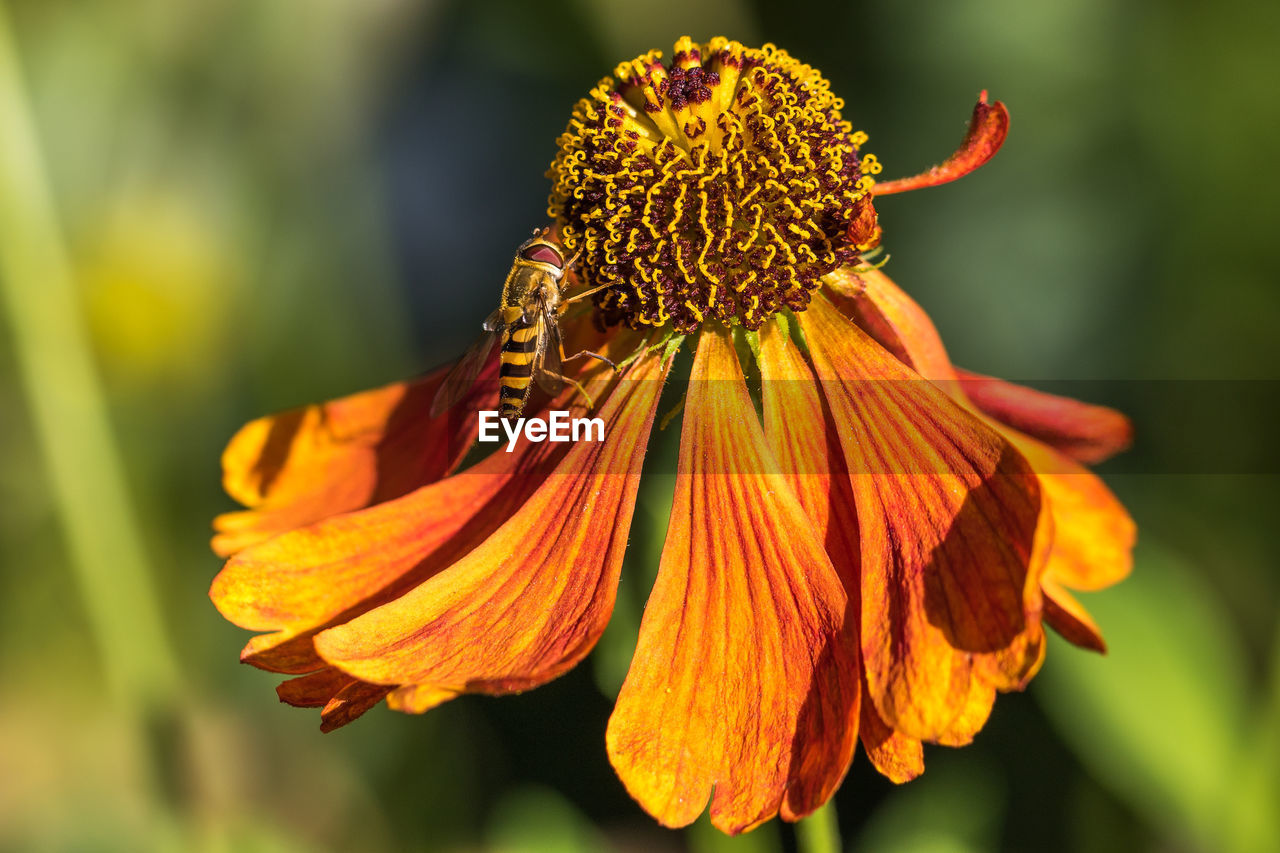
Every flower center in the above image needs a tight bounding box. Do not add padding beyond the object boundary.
[548,37,881,333]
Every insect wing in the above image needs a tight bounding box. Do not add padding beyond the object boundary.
[429,330,498,416]
[533,311,566,396]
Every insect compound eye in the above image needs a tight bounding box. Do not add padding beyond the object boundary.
[520,243,564,268]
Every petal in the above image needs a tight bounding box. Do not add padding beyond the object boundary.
[1008,432,1135,591]
[314,347,669,695]
[277,668,354,707]
[211,362,493,557]
[824,267,959,385]
[872,91,1010,196]
[827,267,1135,465]
[858,672,924,783]
[211,424,565,672]
[826,267,1134,593]
[954,369,1133,464]
[799,294,1043,742]
[320,681,392,733]
[1041,578,1108,653]
[607,328,859,834]
[211,329,638,673]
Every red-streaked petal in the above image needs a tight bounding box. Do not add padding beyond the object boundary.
[824,267,959,384]
[1042,578,1108,653]
[872,91,1010,196]
[211,330,636,674]
[828,267,1135,465]
[313,348,669,696]
[212,363,493,557]
[607,329,859,834]
[212,427,564,673]
[758,319,865,810]
[800,295,1043,742]
[955,369,1133,464]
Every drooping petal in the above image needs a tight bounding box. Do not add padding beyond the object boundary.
[314,347,669,697]
[211,327,638,674]
[607,329,859,834]
[858,689,924,783]
[1010,434,1135,592]
[212,422,565,673]
[1041,578,1107,653]
[827,265,1135,598]
[320,682,392,733]
[212,362,494,557]
[872,91,1010,196]
[954,369,1133,464]
[799,294,1043,742]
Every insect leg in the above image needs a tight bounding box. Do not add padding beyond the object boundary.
[540,368,598,410]
[558,336,618,371]
[562,280,614,304]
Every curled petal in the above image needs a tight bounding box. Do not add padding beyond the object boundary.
[1042,579,1107,653]
[314,348,669,696]
[320,681,392,733]
[608,328,859,834]
[800,295,1043,742]
[872,91,1010,196]
[212,362,494,557]
[955,369,1133,465]
[277,668,355,708]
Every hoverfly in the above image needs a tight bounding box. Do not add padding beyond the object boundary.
[431,228,617,420]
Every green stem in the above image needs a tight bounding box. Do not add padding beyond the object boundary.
[796,800,842,853]
[0,5,178,709]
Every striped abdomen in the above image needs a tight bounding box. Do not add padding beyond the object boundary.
[498,307,540,419]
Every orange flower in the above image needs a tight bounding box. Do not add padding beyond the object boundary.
[210,38,1135,834]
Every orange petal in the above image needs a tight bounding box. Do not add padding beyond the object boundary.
[858,671,924,783]
[211,330,637,673]
[954,369,1133,464]
[757,320,861,604]
[828,267,1135,465]
[1042,578,1107,653]
[211,423,565,672]
[799,295,1043,742]
[276,668,391,730]
[1009,432,1135,592]
[313,347,669,696]
[320,681,391,733]
[931,678,998,748]
[211,362,494,557]
[872,91,1010,196]
[607,328,859,834]
[824,267,959,385]
[277,668,354,708]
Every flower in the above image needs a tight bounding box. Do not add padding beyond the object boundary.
[210,37,1135,834]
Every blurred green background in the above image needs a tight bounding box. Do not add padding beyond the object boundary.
[2,0,1277,850]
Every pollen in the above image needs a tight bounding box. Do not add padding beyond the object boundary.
[547,37,879,332]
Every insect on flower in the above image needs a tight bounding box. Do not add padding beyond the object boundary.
[211,36,1136,836]
[430,228,617,421]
